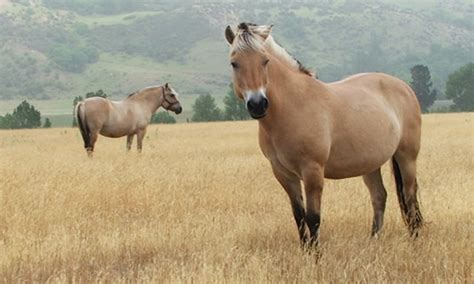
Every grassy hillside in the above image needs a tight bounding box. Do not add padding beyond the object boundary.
[0,113,472,281]
[0,0,472,116]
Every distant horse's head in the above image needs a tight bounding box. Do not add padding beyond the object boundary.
[225,23,272,119]
[162,83,182,114]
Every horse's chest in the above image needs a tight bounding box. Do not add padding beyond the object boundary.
[261,134,319,179]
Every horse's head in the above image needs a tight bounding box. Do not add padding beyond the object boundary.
[225,23,273,119]
[162,83,182,114]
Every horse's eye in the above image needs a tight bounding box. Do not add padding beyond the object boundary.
[231,62,239,69]
[263,59,270,66]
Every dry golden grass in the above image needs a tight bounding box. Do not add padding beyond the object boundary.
[0,113,473,282]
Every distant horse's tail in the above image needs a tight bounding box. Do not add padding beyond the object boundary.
[392,158,423,235]
[75,102,90,149]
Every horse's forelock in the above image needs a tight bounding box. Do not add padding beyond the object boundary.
[231,23,315,77]
[232,25,265,52]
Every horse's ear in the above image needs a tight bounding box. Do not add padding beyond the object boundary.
[225,25,235,45]
[165,83,169,90]
[253,24,273,40]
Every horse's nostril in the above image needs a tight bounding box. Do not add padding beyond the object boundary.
[262,98,269,109]
[247,100,256,111]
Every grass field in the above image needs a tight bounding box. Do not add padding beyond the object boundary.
[0,113,472,282]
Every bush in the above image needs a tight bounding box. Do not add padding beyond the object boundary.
[151,112,176,124]
[43,118,52,128]
[192,94,222,122]
[446,63,474,112]
[0,100,42,129]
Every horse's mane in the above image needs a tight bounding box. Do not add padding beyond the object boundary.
[126,85,161,100]
[232,22,315,78]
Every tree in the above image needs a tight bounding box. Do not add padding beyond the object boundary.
[0,101,41,129]
[223,83,250,121]
[11,100,42,128]
[445,63,474,112]
[409,65,438,112]
[192,94,222,122]
[0,114,15,129]
[43,118,52,128]
[151,111,176,124]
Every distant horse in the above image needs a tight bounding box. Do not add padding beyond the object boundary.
[75,83,182,156]
[225,23,423,246]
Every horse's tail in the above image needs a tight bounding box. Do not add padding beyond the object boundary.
[392,158,409,225]
[75,102,90,149]
[392,158,424,232]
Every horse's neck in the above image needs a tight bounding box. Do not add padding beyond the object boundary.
[262,59,329,130]
[139,89,164,113]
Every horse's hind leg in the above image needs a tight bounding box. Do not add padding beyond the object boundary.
[136,128,146,153]
[87,131,99,157]
[363,168,387,238]
[271,162,307,245]
[126,134,134,151]
[393,154,423,237]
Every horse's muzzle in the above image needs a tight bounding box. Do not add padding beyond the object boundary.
[174,106,182,114]
[247,95,269,119]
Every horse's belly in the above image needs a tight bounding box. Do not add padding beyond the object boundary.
[100,124,135,138]
[324,150,393,179]
[325,133,400,179]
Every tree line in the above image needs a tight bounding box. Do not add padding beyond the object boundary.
[192,62,473,121]
[1,62,472,129]
[0,101,51,129]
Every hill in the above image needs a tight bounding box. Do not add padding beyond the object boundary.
[0,0,472,115]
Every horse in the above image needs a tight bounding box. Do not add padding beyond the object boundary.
[74,83,182,156]
[225,23,423,247]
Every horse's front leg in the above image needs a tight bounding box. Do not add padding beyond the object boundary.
[126,134,134,151]
[302,164,324,248]
[136,128,147,153]
[271,162,307,245]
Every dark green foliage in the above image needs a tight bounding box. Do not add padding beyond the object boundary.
[223,84,250,121]
[0,100,41,129]
[446,63,474,112]
[192,94,222,122]
[151,112,176,124]
[43,118,52,128]
[0,114,13,129]
[86,89,107,98]
[410,65,438,112]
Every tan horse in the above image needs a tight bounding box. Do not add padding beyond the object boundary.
[75,83,182,156]
[225,23,423,246]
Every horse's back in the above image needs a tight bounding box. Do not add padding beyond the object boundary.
[328,72,421,132]
[82,97,111,126]
[322,73,421,178]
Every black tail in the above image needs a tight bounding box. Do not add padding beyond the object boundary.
[76,103,90,149]
[392,158,409,225]
[392,158,424,234]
